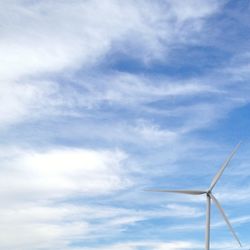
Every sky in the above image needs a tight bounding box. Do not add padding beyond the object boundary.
[1,0,250,250]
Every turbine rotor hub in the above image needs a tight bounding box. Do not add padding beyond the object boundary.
[206,191,212,197]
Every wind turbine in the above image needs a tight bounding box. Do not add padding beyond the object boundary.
[146,143,242,250]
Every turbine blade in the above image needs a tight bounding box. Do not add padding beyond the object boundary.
[144,189,206,195]
[208,142,241,191]
[210,194,242,247]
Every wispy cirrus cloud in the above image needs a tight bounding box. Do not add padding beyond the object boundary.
[0,0,221,80]
[0,0,223,129]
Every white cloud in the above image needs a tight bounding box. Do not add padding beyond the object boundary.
[73,240,202,250]
[0,147,133,249]
[0,203,90,250]
[0,0,223,128]
[74,73,215,107]
[71,239,249,250]
[170,0,221,22]
[0,0,221,81]
[0,147,130,200]
[0,80,56,127]
[0,196,203,249]
[0,143,205,250]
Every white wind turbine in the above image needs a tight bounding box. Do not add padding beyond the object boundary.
[146,143,242,250]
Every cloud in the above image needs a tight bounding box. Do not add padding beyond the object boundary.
[0,185,203,250]
[71,239,245,250]
[0,147,133,249]
[72,73,215,108]
[0,0,223,129]
[0,203,89,250]
[0,0,221,81]
[169,0,221,22]
[0,142,204,250]
[74,240,202,250]
[0,147,130,200]
[0,80,56,127]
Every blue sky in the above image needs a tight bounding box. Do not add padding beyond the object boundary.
[0,1,250,249]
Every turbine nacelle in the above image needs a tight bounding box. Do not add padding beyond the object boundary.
[146,142,242,250]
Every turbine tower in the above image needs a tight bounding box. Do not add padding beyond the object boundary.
[147,143,242,250]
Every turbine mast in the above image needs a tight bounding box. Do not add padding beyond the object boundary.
[205,193,211,250]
